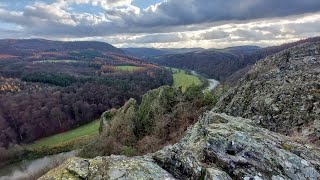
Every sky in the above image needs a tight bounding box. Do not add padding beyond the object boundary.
[0,0,320,48]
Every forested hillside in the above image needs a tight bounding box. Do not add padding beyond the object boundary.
[0,39,124,58]
[0,40,173,148]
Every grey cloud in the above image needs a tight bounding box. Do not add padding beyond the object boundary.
[252,25,286,36]
[200,30,230,40]
[134,0,320,27]
[133,33,188,43]
[0,29,24,39]
[286,22,320,35]
[231,29,273,40]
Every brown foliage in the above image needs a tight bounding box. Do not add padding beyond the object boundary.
[100,65,116,72]
[0,54,18,59]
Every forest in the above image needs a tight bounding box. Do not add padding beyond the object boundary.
[0,46,173,148]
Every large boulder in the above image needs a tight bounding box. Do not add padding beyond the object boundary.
[39,155,175,180]
[215,42,320,143]
[41,112,320,179]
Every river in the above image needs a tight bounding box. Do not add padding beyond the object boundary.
[0,151,76,180]
[191,71,219,91]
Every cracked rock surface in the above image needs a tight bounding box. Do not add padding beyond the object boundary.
[41,112,320,180]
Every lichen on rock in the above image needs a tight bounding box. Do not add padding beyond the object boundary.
[154,112,320,180]
[215,42,320,144]
[40,155,175,180]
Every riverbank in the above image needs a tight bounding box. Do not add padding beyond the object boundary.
[191,71,220,91]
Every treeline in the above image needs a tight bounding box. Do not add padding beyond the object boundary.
[22,73,77,87]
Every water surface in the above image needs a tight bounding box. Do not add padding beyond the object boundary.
[0,151,75,180]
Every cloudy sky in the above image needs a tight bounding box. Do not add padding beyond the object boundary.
[0,0,320,48]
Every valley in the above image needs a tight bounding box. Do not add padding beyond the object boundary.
[133,37,320,86]
[1,1,320,179]
[28,67,214,149]
[0,38,319,180]
[0,47,215,178]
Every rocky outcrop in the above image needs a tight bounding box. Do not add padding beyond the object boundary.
[39,155,175,180]
[99,85,182,137]
[99,98,137,134]
[154,112,320,180]
[215,42,320,143]
[41,112,320,179]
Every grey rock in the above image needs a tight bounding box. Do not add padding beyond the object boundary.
[205,168,232,180]
[67,158,89,178]
[39,155,175,180]
[154,112,320,180]
[215,42,320,144]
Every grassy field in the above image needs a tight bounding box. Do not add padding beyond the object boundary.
[170,68,201,92]
[115,65,144,71]
[29,120,100,149]
[35,60,79,63]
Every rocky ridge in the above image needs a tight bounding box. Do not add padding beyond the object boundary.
[41,112,320,179]
[215,42,320,144]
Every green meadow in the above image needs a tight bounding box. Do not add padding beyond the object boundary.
[170,68,202,92]
[29,120,99,149]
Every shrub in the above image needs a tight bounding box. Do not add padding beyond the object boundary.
[121,146,137,156]
[203,90,217,107]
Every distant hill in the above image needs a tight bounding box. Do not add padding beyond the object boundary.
[122,47,204,58]
[148,46,262,81]
[146,37,320,83]
[0,39,124,59]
